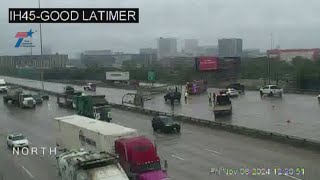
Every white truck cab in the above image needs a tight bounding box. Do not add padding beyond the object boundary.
[0,79,8,93]
[260,85,283,97]
[20,95,36,108]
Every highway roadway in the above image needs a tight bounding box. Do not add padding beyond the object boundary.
[1,76,320,142]
[0,94,319,180]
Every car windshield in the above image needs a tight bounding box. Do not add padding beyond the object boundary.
[12,135,25,141]
[161,117,174,124]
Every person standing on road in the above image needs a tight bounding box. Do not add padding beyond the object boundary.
[184,91,188,103]
[213,92,216,102]
[208,92,212,103]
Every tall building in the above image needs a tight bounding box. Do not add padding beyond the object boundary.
[157,37,177,59]
[184,39,198,54]
[81,50,114,67]
[218,38,243,57]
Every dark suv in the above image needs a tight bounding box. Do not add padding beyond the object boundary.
[152,115,181,133]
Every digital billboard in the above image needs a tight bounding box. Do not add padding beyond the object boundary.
[195,56,219,71]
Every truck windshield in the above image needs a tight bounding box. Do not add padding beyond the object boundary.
[216,96,231,105]
[132,161,161,173]
[161,117,174,124]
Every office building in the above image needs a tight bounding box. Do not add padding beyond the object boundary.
[158,37,177,59]
[218,38,243,57]
[0,54,67,69]
[184,39,199,54]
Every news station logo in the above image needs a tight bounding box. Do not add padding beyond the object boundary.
[14,29,36,48]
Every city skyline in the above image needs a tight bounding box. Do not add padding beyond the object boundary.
[2,0,320,58]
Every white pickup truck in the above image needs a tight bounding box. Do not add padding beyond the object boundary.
[259,85,283,97]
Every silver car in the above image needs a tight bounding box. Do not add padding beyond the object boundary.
[7,133,29,149]
[226,88,239,97]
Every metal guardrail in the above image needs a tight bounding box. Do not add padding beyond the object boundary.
[7,83,320,151]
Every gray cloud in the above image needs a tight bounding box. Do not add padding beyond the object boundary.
[1,0,320,57]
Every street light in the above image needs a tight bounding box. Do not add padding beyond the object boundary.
[38,0,44,91]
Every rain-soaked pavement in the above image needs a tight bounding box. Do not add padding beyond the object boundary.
[0,93,319,180]
[1,76,320,141]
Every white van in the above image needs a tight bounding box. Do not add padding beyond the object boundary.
[0,79,7,93]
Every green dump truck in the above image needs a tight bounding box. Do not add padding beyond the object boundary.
[73,95,112,122]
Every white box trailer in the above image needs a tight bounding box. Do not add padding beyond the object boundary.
[105,71,130,81]
[55,115,139,154]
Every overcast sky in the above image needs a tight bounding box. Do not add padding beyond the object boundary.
[1,0,320,57]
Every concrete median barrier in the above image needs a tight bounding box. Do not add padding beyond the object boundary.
[8,83,320,151]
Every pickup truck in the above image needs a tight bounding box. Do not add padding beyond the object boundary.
[213,94,232,116]
[259,85,283,97]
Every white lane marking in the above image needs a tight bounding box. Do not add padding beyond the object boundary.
[204,148,221,155]
[171,154,185,161]
[20,165,34,179]
[284,174,302,180]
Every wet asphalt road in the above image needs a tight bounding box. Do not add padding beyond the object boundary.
[1,76,320,141]
[0,94,319,180]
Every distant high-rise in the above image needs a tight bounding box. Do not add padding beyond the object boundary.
[184,39,198,54]
[218,38,243,57]
[158,37,177,59]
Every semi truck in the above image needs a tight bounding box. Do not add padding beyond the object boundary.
[56,149,129,180]
[55,115,169,180]
[57,86,82,108]
[73,95,112,122]
[3,87,36,108]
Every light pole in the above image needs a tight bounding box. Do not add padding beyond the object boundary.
[268,33,273,84]
[38,0,44,91]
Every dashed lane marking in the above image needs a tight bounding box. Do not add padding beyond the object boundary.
[20,165,34,179]
[171,154,185,161]
[204,148,221,155]
[284,174,302,180]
